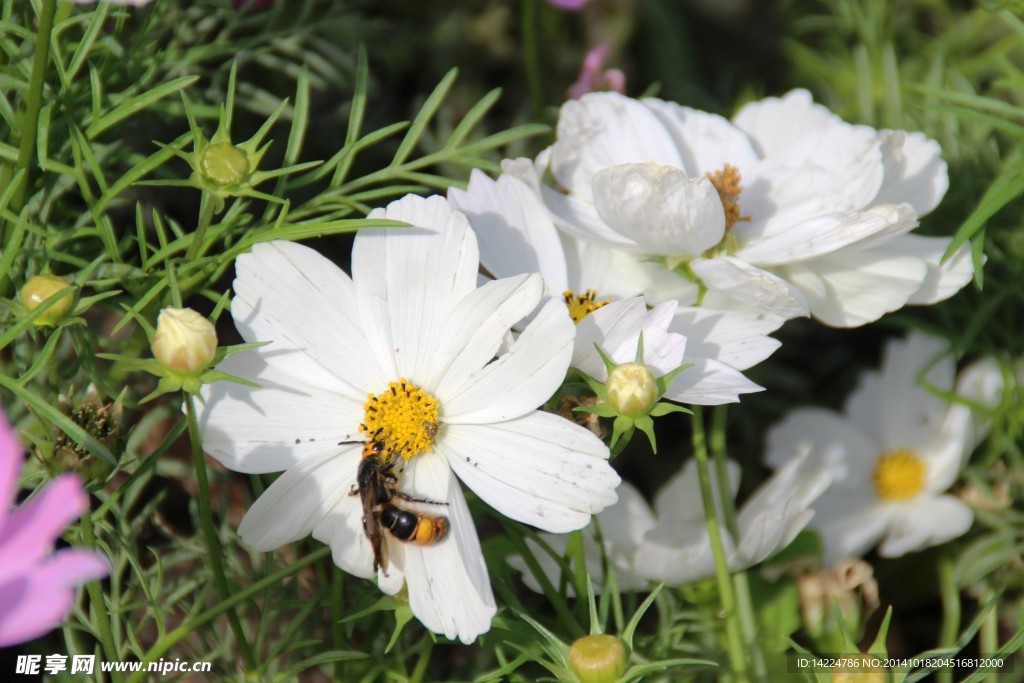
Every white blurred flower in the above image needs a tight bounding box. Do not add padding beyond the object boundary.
[448,163,781,405]
[765,332,1000,565]
[509,449,831,591]
[636,449,832,583]
[197,195,620,643]
[538,90,972,327]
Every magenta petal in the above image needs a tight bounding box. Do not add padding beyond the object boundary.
[0,475,88,585]
[0,549,108,647]
[547,0,591,10]
[0,413,22,511]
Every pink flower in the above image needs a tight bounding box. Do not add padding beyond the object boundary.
[0,414,108,647]
[547,0,592,9]
[568,44,626,100]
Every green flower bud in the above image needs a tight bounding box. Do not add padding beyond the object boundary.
[151,307,218,376]
[569,634,627,683]
[199,141,250,188]
[19,274,73,326]
[605,362,658,418]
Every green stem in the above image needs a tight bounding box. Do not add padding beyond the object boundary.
[79,512,124,683]
[332,569,344,682]
[126,547,331,683]
[936,556,959,683]
[979,588,998,683]
[692,408,749,682]
[520,0,543,116]
[184,394,257,672]
[710,408,766,681]
[409,637,434,683]
[184,192,216,262]
[0,0,57,293]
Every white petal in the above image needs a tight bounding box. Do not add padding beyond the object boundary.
[441,298,574,424]
[764,407,878,484]
[736,204,918,267]
[876,130,949,216]
[879,235,975,305]
[642,98,761,176]
[312,484,375,580]
[448,169,569,293]
[430,273,542,394]
[738,125,884,238]
[919,404,973,493]
[635,519,717,584]
[551,92,684,200]
[877,495,972,557]
[574,299,685,379]
[664,358,764,405]
[563,236,700,305]
[591,163,725,256]
[544,185,640,250]
[812,493,892,565]
[652,458,740,523]
[867,332,956,451]
[232,241,385,400]
[572,297,649,380]
[442,412,619,532]
[781,251,928,327]
[669,306,782,371]
[732,89,845,159]
[400,454,496,643]
[735,450,833,568]
[198,351,364,473]
[238,447,361,551]
[691,256,809,319]
[357,195,480,383]
[956,356,1005,447]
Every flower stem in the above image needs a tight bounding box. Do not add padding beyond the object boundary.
[78,512,124,683]
[691,407,749,682]
[936,556,959,683]
[0,0,57,294]
[184,192,216,263]
[979,587,999,683]
[520,0,543,116]
[710,408,766,681]
[184,393,257,672]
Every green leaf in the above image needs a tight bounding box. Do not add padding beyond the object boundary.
[392,68,458,166]
[86,76,200,139]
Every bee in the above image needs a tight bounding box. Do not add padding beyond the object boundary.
[352,440,450,573]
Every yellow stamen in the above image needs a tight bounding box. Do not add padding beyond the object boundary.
[359,378,440,460]
[706,163,751,232]
[563,289,610,324]
[872,448,926,501]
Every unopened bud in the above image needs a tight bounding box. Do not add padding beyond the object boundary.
[199,142,249,187]
[605,362,657,417]
[569,634,627,683]
[151,307,217,375]
[20,274,73,326]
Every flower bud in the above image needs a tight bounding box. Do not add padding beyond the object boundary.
[569,634,627,683]
[19,274,73,326]
[605,362,657,417]
[199,142,250,188]
[151,307,217,375]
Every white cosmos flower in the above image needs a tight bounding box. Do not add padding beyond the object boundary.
[765,332,1000,565]
[197,195,620,643]
[509,449,831,591]
[541,90,973,327]
[448,162,782,405]
[635,449,832,584]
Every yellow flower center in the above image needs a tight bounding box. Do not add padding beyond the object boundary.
[359,378,440,460]
[563,289,610,323]
[706,163,751,232]
[872,448,926,501]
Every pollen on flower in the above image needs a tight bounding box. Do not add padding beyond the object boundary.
[706,163,751,232]
[359,378,440,460]
[563,289,610,323]
[871,448,926,501]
